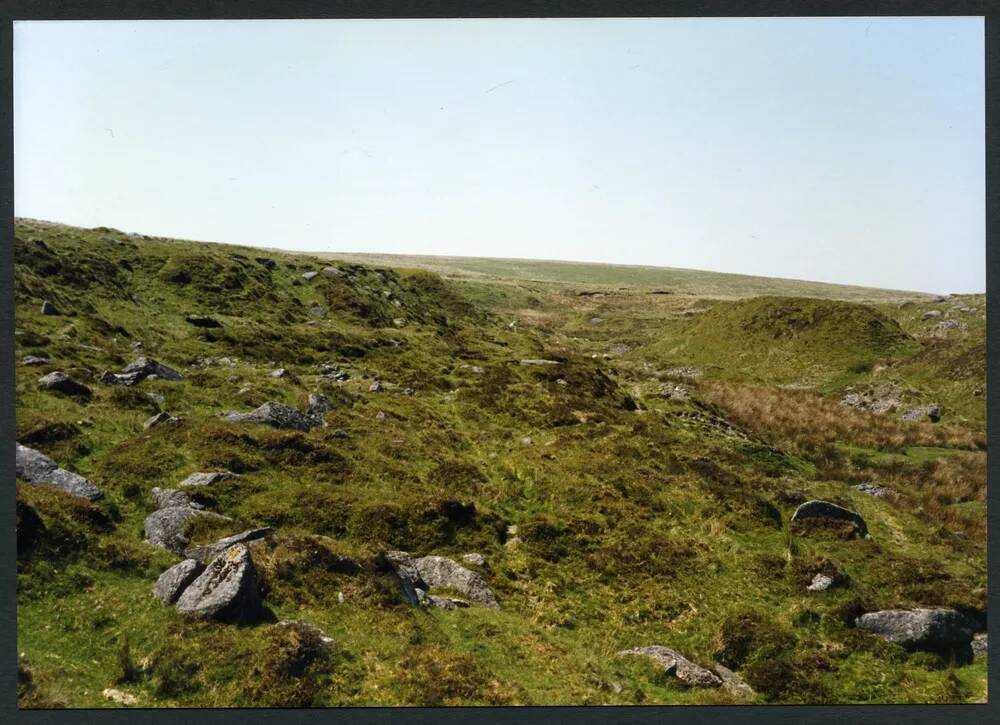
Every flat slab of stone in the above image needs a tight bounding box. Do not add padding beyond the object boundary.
[519,358,561,366]
[185,527,274,564]
[792,500,868,537]
[179,471,240,487]
[617,646,722,688]
[222,401,319,431]
[152,559,205,604]
[15,443,102,500]
[175,544,263,622]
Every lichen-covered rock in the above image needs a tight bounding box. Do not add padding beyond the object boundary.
[185,527,274,564]
[853,482,892,498]
[617,646,722,688]
[900,405,942,423]
[152,559,205,604]
[38,371,91,397]
[22,355,50,366]
[791,500,868,537]
[144,506,228,554]
[175,544,263,622]
[855,608,975,658]
[806,573,834,592]
[222,401,318,431]
[972,633,987,659]
[410,555,499,608]
[15,443,102,500]
[462,552,486,566]
[714,663,754,699]
[179,470,239,487]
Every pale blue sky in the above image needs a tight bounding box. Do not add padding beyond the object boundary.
[14,18,984,293]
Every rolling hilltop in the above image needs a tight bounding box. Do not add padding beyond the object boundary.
[319,250,934,301]
[14,218,986,707]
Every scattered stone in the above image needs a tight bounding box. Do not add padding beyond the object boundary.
[101,357,183,386]
[15,443,103,500]
[369,381,383,393]
[714,663,754,699]
[375,411,386,422]
[462,553,486,566]
[607,344,631,355]
[301,271,319,281]
[426,595,471,610]
[322,266,340,275]
[401,388,415,396]
[777,382,816,391]
[853,482,893,498]
[40,301,60,315]
[958,306,977,314]
[806,573,835,592]
[855,608,975,658]
[143,411,179,429]
[900,405,942,423]
[318,363,350,381]
[175,544,264,622]
[936,319,965,330]
[410,555,499,608]
[337,591,346,604]
[972,633,987,659]
[179,471,240,487]
[381,551,499,608]
[520,358,561,366]
[152,559,205,604]
[309,306,325,318]
[791,500,868,537]
[617,646,722,688]
[329,429,349,439]
[555,378,568,386]
[144,506,229,555]
[659,382,690,401]
[921,310,942,320]
[307,393,333,416]
[664,366,702,380]
[223,401,319,431]
[840,388,901,415]
[185,527,274,564]
[22,355,50,366]
[102,688,138,706]
[185,315,222,328]
[932,295,948,303]
[38,371,91,397]
[520,436,533,446]
[590,317,605,324]
[270,368,293,378]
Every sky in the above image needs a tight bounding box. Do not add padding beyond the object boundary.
[13,17,985,293]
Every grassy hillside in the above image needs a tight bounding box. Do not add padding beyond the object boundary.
[318,251,934,301]
[14,219,986,707]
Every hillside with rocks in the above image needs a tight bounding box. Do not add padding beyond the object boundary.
[14,218,987,707]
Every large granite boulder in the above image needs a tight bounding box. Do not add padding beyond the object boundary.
[175,544,263,622]
[617,646,722,688]
[855,608,975,659]
[15,443,102,500]
[791,500,868,537]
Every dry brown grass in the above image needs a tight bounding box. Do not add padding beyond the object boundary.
[700,382,980,454]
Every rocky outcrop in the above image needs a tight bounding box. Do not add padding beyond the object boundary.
[900,405,942,423]
[38,371,91,397]
[222,401,319,431]
[617,646,722,688]
[152,559,205,604]
[791,500,868,537]
[855,608,975,659]
[15,443,102,500]
[175,544,263,622]
[381,552,500,609]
